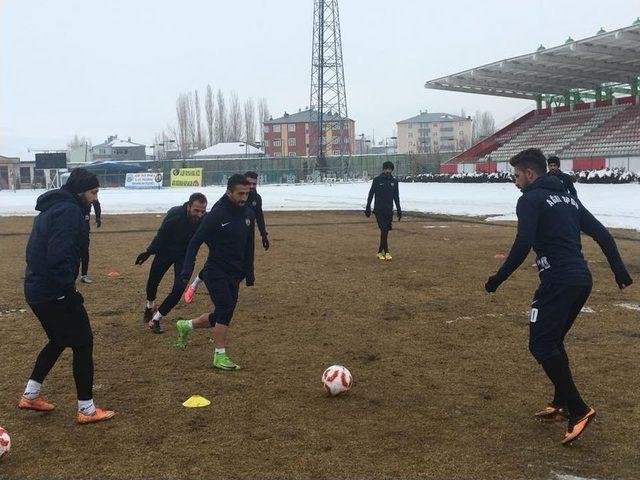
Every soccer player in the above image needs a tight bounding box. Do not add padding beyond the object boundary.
[365,161,401,260]
[183,170,268,302]
[484,148,633,445]
[547,156,577,197]
[175,174,255,370]
[79,198,101,284]
[135,193,207,334]
[19,168,114,424]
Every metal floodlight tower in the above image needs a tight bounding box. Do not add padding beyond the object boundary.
[310,0,349,171]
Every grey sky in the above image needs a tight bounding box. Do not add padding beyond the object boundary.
[1,0,638,156]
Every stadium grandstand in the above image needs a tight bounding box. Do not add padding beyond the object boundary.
[426,20,640,174]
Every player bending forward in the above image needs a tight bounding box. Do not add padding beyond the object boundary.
[485,148,633,445]
[135,193,207,333]
[175,174,255,370]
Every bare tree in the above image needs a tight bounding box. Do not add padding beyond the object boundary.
[195,89,203,150]
[215,89,226,144]
[67,134,91,149]
[186,92,197,149]
[257,97,270,143]
[243,98,256,143]
[176,93,190,157]
[227,91,242,142]
[472,110,496,142]
[205,84,214,146]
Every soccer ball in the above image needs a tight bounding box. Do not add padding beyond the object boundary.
[322,365,353,396]
[0,426,10,461]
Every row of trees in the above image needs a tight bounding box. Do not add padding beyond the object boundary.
[156,87,270,158]
[460,109,497,143]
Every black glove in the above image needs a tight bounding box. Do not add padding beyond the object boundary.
[484,275,502,293]
[262,236,270,251]
[397,211,402,221]
[135,251,151,265]
[615,270,633,290]
[365,207,371,218]
[63,288,84,310]
[96,218,102,228]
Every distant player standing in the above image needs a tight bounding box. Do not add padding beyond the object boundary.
[79,198,101,284]
[19,168,114,424]
[547,156,577,197]
[135,193,207,333]
[175,174,255,370]
[485,148,633,445]
[365,161,401,260]
[183,170,268,301]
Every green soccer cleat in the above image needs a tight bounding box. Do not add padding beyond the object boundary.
[212,352,241,370]
[384,252,393,260]
[175,319,191,349]
[377,252,386,260]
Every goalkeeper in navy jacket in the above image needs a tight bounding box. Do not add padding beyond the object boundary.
[485,148,632,446]
[175,174,255,371]
[134,193,208,333]
[365,161,401,260]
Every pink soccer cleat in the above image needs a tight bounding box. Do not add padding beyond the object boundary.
[184,284,196,304]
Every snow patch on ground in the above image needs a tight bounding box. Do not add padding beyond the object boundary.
[1,183,639,230]
[615,303,640,312]
[552,474,602,480]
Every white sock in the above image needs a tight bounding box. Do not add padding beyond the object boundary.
[214,347,226,354]
[152,311,163,321]
[187,320,194,329]
[23,379,42,399]
[192,276,203,289]
[146,300,154,309]
[78,399,96,415]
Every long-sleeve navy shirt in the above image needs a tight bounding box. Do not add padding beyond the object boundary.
[494,175,627,286]
[147,203,203,260]
[366,174,401,214]
[248,190,267,238]
[180,195,255,282]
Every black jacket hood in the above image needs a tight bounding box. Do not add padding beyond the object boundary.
[524,174,565,193]
[35,188,80,213]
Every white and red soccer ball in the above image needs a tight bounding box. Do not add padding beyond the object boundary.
[0,426,10,461]
[322,365,353,396]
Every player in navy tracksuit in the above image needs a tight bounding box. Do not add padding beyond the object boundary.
[183,170,269,302]
[175,174,255,370]
[547,156,577,197]
[134,193,208,333]
[485,148,633,445]
[79,199,101,284]
[19,168,114,424]
[365,161,402,260]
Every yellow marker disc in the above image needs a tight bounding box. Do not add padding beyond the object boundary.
[182,395,211,408]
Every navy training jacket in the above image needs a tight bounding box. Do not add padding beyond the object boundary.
[24,188,87,304]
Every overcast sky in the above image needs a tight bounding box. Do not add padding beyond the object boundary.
[1,0,638,156]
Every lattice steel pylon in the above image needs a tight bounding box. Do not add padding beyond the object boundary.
[309,0,350,172]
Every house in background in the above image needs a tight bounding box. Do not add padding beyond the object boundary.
[193,142,264,159]
[263,108,355,157]
[91,135,146,162]
[0,154,37,189]
[396,111,472,154]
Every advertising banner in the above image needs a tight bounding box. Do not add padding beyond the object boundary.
[125,172,163,189]
[170,168,203,187]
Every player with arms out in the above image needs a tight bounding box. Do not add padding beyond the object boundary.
[547,155,577,197]
[175,175,255,370]
[365,161,401,260]
[19,168,114,424]
[135,193,207,333]
[485,148,633,445]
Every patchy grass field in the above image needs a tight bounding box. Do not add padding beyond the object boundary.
[0,211,638,480]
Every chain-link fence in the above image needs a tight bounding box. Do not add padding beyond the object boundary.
[82,153,457,188]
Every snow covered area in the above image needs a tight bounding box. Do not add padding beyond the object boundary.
[1,182,639,230]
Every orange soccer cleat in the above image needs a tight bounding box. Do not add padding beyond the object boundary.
[75,406,115,425]
[562,407,596,445]
[18,396,55,412]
